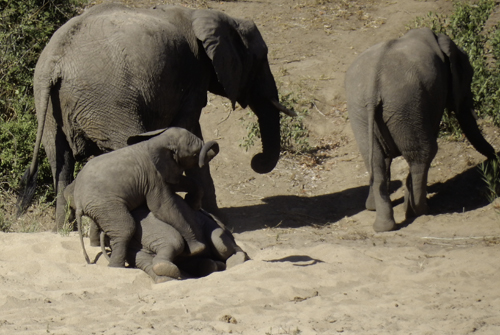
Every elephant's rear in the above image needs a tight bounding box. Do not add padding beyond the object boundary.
[346,30,449,159]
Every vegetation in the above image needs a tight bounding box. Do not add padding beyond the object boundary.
[411,0,500,138]
[240,91,311,155]
[411,0,500,202]
[479,157,500,202]
[0,0,83,195]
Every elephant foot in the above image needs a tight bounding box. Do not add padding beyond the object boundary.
[108,262,126,268]
[365,196,376,211]
[226,251,249,269]
[186,240,206,256]
[154,275,176,284]
[210,228,236,260]
[405,203,429,219]
[373,218,396,232]
[152,261,181,279]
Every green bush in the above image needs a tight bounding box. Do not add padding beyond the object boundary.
[411,0,500,136]
[0,0,83,194]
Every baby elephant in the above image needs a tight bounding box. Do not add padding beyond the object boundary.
[122,207,249,283]
[65,181,248,283]
[69,127,219,267]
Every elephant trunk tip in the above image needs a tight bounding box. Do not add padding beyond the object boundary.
[199,141,220,168]
[251,152,279,174]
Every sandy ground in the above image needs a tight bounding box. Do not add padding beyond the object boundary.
[2,0,500,334]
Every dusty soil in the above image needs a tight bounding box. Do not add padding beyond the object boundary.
[2,0,500,334]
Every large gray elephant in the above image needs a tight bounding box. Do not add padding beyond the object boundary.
[345,28,496,232]
[18,3,295,230]
[68,127,219,267]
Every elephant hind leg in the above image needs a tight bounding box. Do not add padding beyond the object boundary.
[371,147,395,232]
[152,260,181,279]
[134,250,176,284]
[365,157,392,212]
[95,205,136,268]
[404,161,431,218]
[403,141,436,219]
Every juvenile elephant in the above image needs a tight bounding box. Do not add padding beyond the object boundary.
[345,28,496,232]
[123,207,249,283]
[65,181,248,283]
[18,3,295,231]
[69,127,219,267]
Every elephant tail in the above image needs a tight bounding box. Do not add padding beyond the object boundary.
[77,208,92,265]
[366,97,379,188]
[16,83,52,217]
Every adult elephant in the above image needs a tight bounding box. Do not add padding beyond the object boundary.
[18,3,294,230]
[345,28,496,232]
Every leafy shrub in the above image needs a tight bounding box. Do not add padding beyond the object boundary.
[0,0,83,194]
[411,0,500,136]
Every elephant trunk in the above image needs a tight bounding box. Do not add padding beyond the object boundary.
[199,141,220,168]
[249,100,281,174]
[458,106,496,160]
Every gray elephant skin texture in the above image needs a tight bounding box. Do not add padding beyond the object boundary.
[124,207,249,284]
[18,3,295,230]
[68,127,219,268]
[345,28,496,233]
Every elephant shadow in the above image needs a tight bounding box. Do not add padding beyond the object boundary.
[222,181,400,234]
[264,255,324,266]
[223,160,490,233]
[426,162,490,215]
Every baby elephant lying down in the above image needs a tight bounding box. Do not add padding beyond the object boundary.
[120,206,248,283]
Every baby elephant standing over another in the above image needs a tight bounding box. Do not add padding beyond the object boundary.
[345,28,496,232]
[69,127,219,267]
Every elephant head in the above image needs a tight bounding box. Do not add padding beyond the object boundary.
[127,127,219,184]
[437,34,496,160]
[191,9,296,174]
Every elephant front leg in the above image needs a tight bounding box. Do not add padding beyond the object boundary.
[404,162,431,218]
[365,157,391,211]
[147,189,206,256]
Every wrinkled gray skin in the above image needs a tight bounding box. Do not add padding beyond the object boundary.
[124,207,248,284]
[19,3,295,231]
[68,127,219,267]
[345,28,496,232]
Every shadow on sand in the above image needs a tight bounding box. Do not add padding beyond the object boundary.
[222,161,490,234]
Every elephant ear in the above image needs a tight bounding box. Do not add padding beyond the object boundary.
[192,10,267,109]
[127,129,168,146]
[437,33,472,115]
